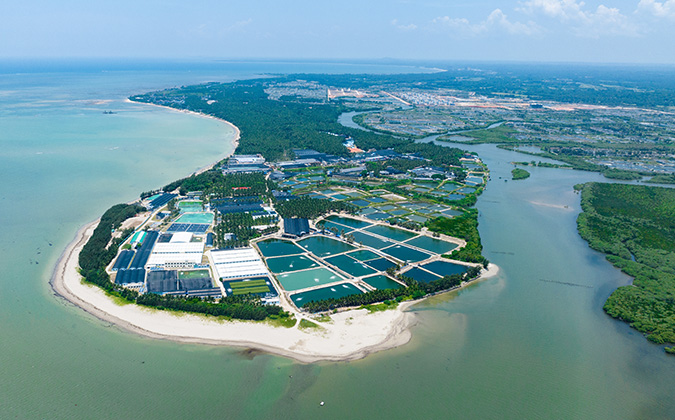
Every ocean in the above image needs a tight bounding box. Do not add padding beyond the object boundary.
[1,59,674,419]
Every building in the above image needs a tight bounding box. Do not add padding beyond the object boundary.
[209,248,271,280]
[230,154,265,165]
[283,218,310,238]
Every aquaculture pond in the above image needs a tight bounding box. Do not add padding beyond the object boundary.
[290,283,363,307]
[255,239,304,257]
[364,257,397,272]
[346,249,381,261]
[265,255,318,273]
[381,244,432,263]
[276,267,344,291]
[420,260,468,277]
[325,254,377,277]
[402,267,441,283]
[297,236,356,257]
[175,212,214,224]
[405,235,458,254]
[352,231,395,249]
[177,200,202,213]
[363,275,404,290]
[365,212,390,221]
[365,225,418,242]
[325,215,372,229]
[321,220,355,233]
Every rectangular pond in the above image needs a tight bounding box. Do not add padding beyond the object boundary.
[266,255,319,273]
[364,257,397,272]
[325,254,377,277]
[297,236,356,257]
[420,260,469,277]
[346,249,381,261]
[325,215,372,229]
[405,236,458,254]
[276,267,344,291]
[175,212,213,224]
[256,239,304,257]
[352,231,396,249]
[402,267,442,283]
[365,225,419,242]
[290,283,363,307]
[381,244,432,263]
[363,275,404,290]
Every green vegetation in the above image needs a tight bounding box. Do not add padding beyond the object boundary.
[511,168,531,180]
[298,319,321,329]
[451,124,516,144]
[133,79,468,170]
[426,210,488,267]
[163,171,273,198]
[267,314,297,328]
[646,174,675,185]
[214,212,277,248]
[78,203,143,301]
[602,169,642,180]
[274,197,357,219]
[577,183,675,346]
[136,293,284,321]
[362,300,398,313]
[666,346,675,355]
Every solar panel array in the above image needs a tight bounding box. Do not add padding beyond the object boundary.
[166,223,209,233]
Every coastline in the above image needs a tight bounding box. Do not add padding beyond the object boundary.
[50,216,497,362]
[125,98,241,175]
[50,219,419,363]
[50,99,499,363]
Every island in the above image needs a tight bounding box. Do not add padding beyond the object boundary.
[52,75,498,362]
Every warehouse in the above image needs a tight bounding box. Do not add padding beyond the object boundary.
[210,248,270,280]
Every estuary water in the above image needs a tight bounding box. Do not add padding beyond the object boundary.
[1,60,674,419]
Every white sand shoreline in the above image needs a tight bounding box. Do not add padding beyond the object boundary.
[50,220,420,363]
[50,100,498,363]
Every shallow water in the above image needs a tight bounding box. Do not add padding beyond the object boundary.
[1,61,674,419]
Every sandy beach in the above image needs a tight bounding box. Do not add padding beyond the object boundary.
[50,100,498,363]
[50,218,498,362]
[51,220,420,363]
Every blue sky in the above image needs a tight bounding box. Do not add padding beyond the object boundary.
[2,0,674,63]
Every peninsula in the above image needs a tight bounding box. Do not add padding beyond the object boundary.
[52,76,497,361]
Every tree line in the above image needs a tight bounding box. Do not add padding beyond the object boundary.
[577,182,675,347]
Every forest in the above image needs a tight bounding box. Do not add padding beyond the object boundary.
[133,79,468,168]
[274,197,357,219]
[577,182,675,348]
[426,209,488,267]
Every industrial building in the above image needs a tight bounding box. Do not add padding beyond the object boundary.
[210,248,271,280]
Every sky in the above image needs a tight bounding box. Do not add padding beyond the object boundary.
[2,0,675,64]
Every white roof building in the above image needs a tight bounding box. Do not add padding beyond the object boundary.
[209,248,270,280]
[146,242,205,268]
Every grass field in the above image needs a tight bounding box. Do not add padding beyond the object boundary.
[228,279,271,295]
[178,270,210,280]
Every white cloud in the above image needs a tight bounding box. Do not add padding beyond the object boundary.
[432,9,540,37]
[519,0,639,37]
[391,19,418,31]
[637,0,675,19]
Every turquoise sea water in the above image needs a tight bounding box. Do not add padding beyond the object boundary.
[1,60,675,419]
